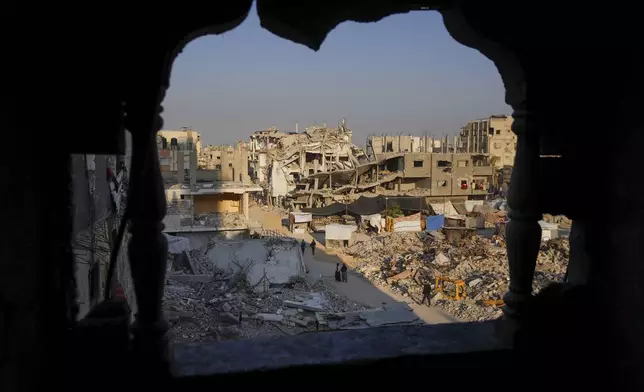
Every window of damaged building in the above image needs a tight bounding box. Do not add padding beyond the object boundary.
[437,160,452,167]
[386,141,393,152]
[460,179,468,189]
[436,180,448,187]
[457,160,468,167]
[413,160,424,168]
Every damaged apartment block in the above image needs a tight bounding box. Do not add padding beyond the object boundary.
[258,125,496,209]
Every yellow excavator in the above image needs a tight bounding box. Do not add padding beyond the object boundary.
[435,277,466,300]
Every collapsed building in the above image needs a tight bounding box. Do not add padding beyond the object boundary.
[248,122,368,206]
[249,124,495,210]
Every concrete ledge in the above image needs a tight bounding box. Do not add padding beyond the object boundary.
[163,226,249,233]
[173,321,507,377]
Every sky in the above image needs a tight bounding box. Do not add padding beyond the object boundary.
[164,5,511,146]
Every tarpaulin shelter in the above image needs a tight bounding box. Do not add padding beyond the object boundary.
[425,215,445,231]
[303,195,433,216]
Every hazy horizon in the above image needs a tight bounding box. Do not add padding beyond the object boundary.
[163,5,511,146]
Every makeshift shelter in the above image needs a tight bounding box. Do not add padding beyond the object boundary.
[289,212,312,234]
[303,195,432,216]
[425,215,445,231]
[325,224,358,249]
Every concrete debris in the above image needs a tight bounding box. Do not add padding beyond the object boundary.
[194,212,246,228]
[164,273,368,344]
[344,231,570,322]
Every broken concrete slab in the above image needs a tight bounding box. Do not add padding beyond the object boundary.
[388,270,412,283]
[253,313,284,323]
[168,274,213,283]
[283,300,324,312]
[219,312,240,325]
[468,278,483,287]
[359,308,419,327]
[434,252,450,266]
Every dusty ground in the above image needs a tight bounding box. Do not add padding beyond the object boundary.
[250,206,455,324]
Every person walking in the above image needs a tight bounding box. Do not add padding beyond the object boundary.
[340,263,348,283]
[421,283,432,305]
[301,239,306,254]
[310,239,316,256]
[335,263,342,282]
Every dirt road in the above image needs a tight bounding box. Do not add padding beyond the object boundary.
[250,206,456,324]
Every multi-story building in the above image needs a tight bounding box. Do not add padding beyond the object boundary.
[366,134,450,155]
[248,123,364,206]
[157,127,202,154]
[199,142,249,183]
[459,114,516,169]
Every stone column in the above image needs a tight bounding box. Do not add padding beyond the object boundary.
[502,110,542,322]
[243,192,249,221]
[124,86,171,376]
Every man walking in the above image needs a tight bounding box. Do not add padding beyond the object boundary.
[310,239,316,256]
[340,263,348,283]
[301,239,306,254]
[421,283,432,306]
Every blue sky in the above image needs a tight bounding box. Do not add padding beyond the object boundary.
[164,5,511,146]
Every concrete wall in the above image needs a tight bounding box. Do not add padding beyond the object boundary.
[369,135,426,153]
[403,153,431,178]
[430,153,454,197]
[271,162,289,197]
[207,240,303,290]
[194,193,241,214]
[488,116,516,168]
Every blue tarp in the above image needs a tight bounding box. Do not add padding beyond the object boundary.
[425,215,445,231]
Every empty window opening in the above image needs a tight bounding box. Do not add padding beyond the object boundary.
[215,164,221,170]
[437,160,452,168]
[228,163,233,168]
[386,142,393,152]
[496,130,501,135]
[413,160,424,168]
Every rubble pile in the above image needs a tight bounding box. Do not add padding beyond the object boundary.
[346,232,570,322]
[194,212,246,228]
[164,274,367,343]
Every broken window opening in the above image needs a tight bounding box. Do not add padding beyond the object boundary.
[437,160,452,168]
[413,160,424,168]
[386,142,393,152]
[437,180,448,187]
[215,164,221,170]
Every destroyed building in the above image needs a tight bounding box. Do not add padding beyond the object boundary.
[198,142,250,183]
[248,122,368,206]
[158,129,260,236]
[459,115,516,169]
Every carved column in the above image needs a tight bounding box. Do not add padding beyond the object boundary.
[502,110,542,323]
[124,87,171,375]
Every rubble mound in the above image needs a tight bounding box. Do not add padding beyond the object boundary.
[163,273,367,343]
[194,212,246,228]
[346,231,570,322]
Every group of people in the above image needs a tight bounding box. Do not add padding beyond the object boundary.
[300,239,348,283]
[301,239,317,255]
